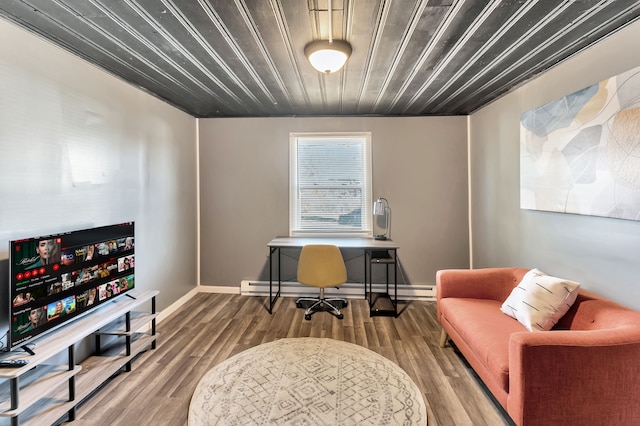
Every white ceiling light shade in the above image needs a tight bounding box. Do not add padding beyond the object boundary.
[305,0,351,74]
[305,39,352,74]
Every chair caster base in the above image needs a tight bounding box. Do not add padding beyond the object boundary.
[297,297,347,320]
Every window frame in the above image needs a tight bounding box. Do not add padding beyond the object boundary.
[289,132,372,237]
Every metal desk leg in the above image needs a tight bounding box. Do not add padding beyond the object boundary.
[269,247,272,314]
[364,249,367,305]
[364,249,368,301]
[393,249,398,317]
[366,249,372,308]
[268,246,281,314]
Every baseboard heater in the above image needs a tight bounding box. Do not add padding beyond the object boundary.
[240,280,435,300]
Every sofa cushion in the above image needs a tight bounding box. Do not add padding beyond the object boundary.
[500,268,581,331]
[440,298,527,392]
[561,296,640,330]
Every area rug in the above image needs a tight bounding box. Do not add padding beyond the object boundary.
[189,337,427,425]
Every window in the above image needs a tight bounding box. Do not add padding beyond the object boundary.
[290,132,372,236]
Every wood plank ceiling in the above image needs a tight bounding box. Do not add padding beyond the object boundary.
[2,0,640,118]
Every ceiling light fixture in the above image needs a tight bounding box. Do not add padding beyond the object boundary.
[305,0,352,74]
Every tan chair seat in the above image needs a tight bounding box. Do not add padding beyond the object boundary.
[296,244,348,320]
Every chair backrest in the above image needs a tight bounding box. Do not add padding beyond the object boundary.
[297,245,347,288]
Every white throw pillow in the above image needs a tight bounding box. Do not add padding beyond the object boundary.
[500,268,581,331]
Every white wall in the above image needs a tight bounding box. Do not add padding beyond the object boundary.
[0,17,199,328]
[469,19,640,309]
[198,116,469,289]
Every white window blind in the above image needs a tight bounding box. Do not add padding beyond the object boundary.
[290,132,372,236]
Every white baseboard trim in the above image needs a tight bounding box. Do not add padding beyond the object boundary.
[240,280,435,300]
[156,281,435,325]
[197,285,242,294]
[155,287,199,324]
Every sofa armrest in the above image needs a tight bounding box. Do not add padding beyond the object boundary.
[436,267,527,303]
[507,328,640,425]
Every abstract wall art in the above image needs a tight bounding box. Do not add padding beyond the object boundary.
[520,65,640,221]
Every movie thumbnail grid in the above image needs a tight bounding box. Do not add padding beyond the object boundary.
[61,236,134,265]
[52,254,134,295]
[12,274,135,335]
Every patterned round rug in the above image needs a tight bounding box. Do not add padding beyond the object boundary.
[189,337,427,425]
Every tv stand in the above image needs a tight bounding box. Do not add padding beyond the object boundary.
[0,290,158,425]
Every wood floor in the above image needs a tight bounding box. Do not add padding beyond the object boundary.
[63,293,512,426]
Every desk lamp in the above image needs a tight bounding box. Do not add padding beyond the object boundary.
[373,197,390,240]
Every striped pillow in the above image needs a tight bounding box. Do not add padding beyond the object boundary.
[500,268,581,331]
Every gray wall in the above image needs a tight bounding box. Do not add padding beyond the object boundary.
[469,19,640,310]
[199,116,469,288]
[0,17,198,326]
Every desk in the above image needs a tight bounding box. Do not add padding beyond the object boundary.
[267,237,399,316]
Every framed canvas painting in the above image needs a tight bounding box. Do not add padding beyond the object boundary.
[520,65,640,221]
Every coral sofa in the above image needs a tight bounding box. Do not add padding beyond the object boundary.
[436,267,640,426]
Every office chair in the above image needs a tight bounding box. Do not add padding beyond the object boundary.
[296,244,348,320]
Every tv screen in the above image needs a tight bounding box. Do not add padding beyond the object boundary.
[8,222,135,351]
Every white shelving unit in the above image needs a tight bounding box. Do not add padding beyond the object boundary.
[0,290,158,426]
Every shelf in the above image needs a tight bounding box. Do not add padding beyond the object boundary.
[369,250,394,263]
[93,312,159,336]
[0,362,39,381]
[0,291,158,426]
[79,333,157,393]
[0,365,79,417]
[369,293,397,316]
[7,337,158,426]
[5,394,76,426]
[0,291,159,380]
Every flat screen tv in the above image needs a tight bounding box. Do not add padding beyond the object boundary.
[8,222,135,352]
